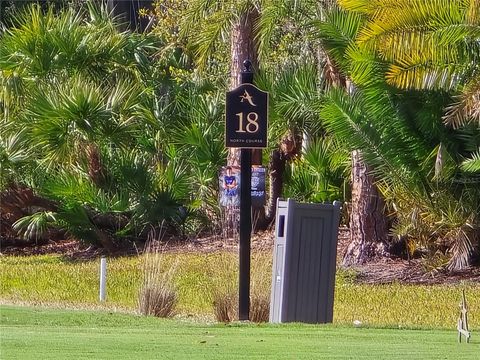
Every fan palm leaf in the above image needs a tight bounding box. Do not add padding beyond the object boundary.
[15,73,151,170]
[12,211,57,241]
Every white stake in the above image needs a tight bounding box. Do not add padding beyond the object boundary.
[99,256,107,302]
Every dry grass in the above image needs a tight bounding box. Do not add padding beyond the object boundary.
[208,252,238,322]
[212,292,237,322]
[249,294,270,322]
[138,242,178,318]
[249,253,272,322]
[209,252,272,323]
[2,252,480,328]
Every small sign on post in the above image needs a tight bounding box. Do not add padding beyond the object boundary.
[219,166,241,207]
[225,60,269,321]
[225,84,268,149]
[251,166,266,208]
[218,165,266,208]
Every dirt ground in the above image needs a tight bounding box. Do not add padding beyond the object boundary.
[1,227,479,284]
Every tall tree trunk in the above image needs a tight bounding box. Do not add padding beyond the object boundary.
[343,150,388,265]
[264,149,286,219]
[223,9,259,234]
[227,9,259,168]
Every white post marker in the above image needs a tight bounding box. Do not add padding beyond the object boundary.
[457,289,470,343]
[99,256,107,302]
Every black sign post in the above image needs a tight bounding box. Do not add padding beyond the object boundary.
[225,60,268,321]
[239,146,251,321]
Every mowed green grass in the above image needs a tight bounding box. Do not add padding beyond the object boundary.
[1,253,480,329]
[1,306,479,360]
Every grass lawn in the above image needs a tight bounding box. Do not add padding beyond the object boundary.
[1,253,480,329]
[1,306,478,360]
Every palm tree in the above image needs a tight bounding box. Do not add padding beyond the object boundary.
[313,5,390,264]
[317,2,480,270]
[179,1,331,227]
[0,2,181,250]
[1,2,236,249]
[1,2,159,175]
[252,60,347,222]
[181,0,262,170]
[340,0,480,166]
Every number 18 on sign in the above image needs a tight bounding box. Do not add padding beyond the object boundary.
[225,83,268,148]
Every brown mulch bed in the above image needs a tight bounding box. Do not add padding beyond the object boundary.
[2,227,479,284]
[350,259,480,284]
[0,239,105,260]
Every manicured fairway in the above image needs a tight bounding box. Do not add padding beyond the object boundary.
[1,306,478,360]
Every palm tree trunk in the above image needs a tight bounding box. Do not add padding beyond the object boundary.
[224,9,259,234]
[94,229,117,254]
[228,9,259,168]
[265,149,286,220]
[86,144,106,188]
[255,129,301,230]
[343,150,388,265]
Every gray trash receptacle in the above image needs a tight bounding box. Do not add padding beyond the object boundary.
[269,198,341,324]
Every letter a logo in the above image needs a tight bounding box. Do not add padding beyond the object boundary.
[239,90,257,106]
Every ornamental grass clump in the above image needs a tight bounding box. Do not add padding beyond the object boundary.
[210,252,272,323]
[210,253,238,322]
[249,253,272,322]
[138,242,178,318]
[213,291,237,323]
[249,294,270,323]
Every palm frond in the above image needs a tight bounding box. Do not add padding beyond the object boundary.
[157,146,191,203]
[347,0,480,92]
[256,0,290,59]
[386,59,469,91]
[182,1,238,69]
[13,211,57,240]
[312,6,365,72]
[274,63,320,129]
[0,69,25,115]
[356,0,475,44]
[338,0,398,14]
[461,148,480,172]
[443,77,480,128]
[446,225,477,271]
[346,44,386,86]
[320,87,429,197]
[55,203,100,245]
[105,150,155,195]
[257,0,318,61]
[0,130,30,166]
[0,130,33,188]
[41,170,96,205]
